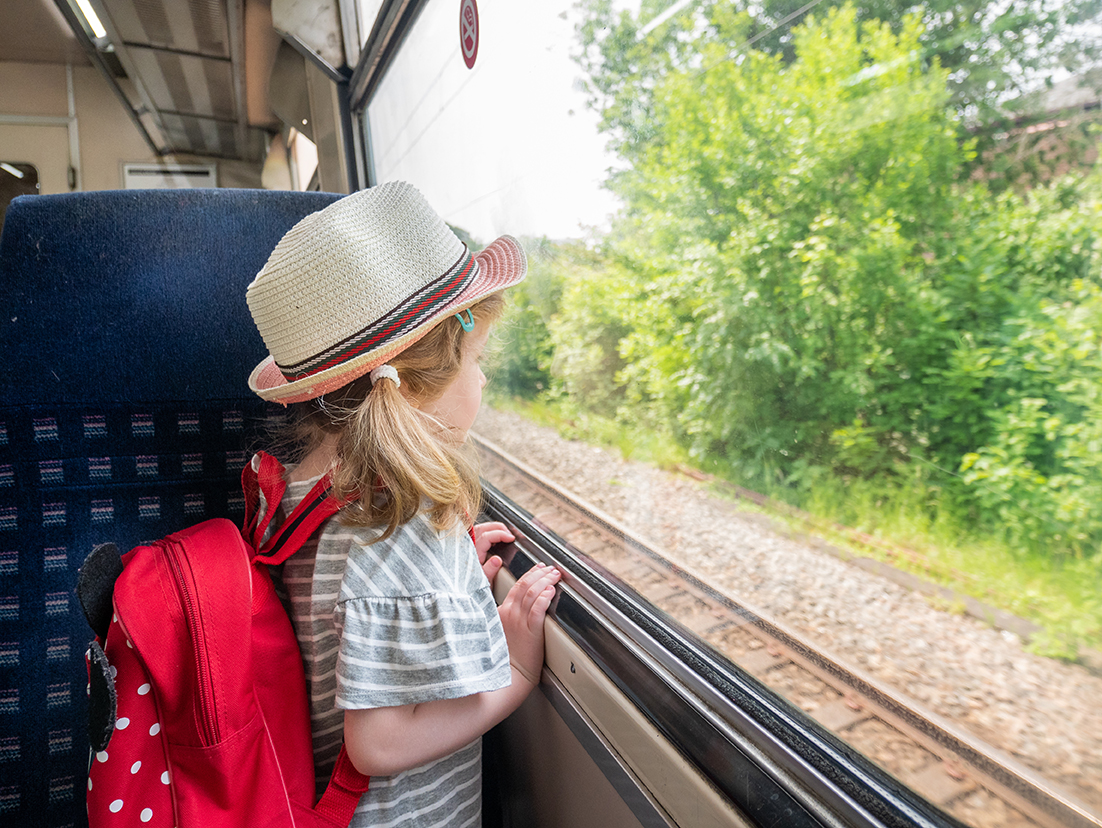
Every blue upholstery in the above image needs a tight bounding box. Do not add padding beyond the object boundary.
[0,189,342,827]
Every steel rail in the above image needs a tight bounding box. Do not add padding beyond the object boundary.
[473,432,1102,828]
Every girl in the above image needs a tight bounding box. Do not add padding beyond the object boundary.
[245,181,560,826]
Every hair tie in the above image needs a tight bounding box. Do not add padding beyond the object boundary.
[369,364,400,388]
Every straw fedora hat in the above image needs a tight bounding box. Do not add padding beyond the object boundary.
[246,181,527,404]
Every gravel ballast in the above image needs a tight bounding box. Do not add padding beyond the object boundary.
[473,406,1102,813]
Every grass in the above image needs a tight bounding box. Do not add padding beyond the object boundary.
[483,393,1102,661]
[792,473,1102,659]
[483,392,693,471]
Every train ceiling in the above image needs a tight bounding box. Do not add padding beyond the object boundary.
[6,0,289,163]
[0,0,89,65]
[101,0,267,161]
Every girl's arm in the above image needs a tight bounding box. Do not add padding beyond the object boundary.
[343,562,560,777]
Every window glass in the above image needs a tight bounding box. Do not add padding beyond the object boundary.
[288,128,319,191]
[356,0,387,44]
[363,1,1102,824]
[0,162,40,232]
[366,1,618,240]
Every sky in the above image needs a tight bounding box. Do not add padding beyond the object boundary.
[366,0,624,243]
[364,0,1098,242]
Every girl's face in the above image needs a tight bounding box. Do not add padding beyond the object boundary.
[417,318,490,440]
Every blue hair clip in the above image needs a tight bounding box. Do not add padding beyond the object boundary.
[455,309,475,332]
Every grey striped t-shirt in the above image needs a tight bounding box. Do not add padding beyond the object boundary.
[270,474,512,827]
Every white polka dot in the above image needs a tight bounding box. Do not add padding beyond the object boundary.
[140,808,153,822]
[113,612,118,623]
[95,751,108,763]
[130,760,142,774]
[116,717,130,730]
[126,639,133,648]
[161,771,170,785]
[137,683,151,695]
[149,722,160,736]
[87,778,93,791]
[109,799,123,813]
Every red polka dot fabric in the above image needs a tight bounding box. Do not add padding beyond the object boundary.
[87,613,174,826]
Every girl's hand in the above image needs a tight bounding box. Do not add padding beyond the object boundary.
[498,563,560,687]
[473,521,514,558]
[473,521,514,584]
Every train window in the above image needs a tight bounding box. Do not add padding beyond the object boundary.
[356,0,386,43]
[287,128,320,191]
[362,2,616,240]
[0,161,40,231]
[350,1,1102,826]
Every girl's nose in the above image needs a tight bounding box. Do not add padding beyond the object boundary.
[479,367,487,388]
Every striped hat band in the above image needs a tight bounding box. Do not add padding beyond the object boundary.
[278,249,477,382]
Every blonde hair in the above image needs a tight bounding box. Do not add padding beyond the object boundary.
[283,292,504,541]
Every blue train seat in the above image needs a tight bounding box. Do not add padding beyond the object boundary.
[0,188,342,828]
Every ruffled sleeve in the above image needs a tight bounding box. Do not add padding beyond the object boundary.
[332,516,511,710]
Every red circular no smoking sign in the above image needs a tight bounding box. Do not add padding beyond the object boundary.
[460,0,479,69]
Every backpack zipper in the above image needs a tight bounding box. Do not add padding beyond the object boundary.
[161,538,220,746]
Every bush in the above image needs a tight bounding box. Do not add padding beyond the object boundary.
[960,279,1102,557]
[486,238,565,398]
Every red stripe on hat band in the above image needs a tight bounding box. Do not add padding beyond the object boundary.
[280,252,477,382]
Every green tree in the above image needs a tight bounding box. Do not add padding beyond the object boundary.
[566,0,1102,558]
[584,5,964,479]
[577,0,1102,182]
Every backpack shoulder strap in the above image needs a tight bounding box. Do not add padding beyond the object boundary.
[314,746,372,823]
[242,451,350,565]
[242,452,372,808]
[252,473,344,566]
[242,451,288,549]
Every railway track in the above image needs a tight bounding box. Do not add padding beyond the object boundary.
[473,433,1102,828]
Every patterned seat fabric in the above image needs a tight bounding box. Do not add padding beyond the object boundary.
[0,188,341,828]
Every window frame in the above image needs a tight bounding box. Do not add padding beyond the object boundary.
[482,482,960,828]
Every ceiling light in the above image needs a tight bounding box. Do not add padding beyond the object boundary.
[73,0,107,39]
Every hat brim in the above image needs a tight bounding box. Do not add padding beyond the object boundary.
[249,234,527,404]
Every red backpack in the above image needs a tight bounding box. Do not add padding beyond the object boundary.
[79,452,370,827]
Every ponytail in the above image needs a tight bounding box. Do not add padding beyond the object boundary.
[332,373,480,541]
[282,292,504,541]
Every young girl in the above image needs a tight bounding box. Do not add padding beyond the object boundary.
[245,181,560,826]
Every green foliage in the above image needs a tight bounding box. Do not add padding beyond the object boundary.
[566,3,1102,559]
[486,237,569,398]
[487,395,692,470]
[959,278,1102,557]
[578,0,1102,184]
[543,257,630,417]
[501,1,1102,652]
[594,5,967,482]
[1024,564,1102,659]
[922,176,1102,460]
